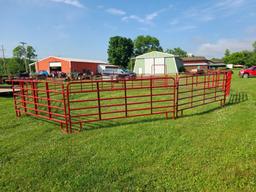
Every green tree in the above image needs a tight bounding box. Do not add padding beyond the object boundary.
[26,45,37,62]
[133,35,162,56]
[107,36,134,68]
[13,44,37,72]
[166,47,187,57]
[223,51,248,65]
[224,49,230,57]
[252,41,256,52]
[13,45,26,58]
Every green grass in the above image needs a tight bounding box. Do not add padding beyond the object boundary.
[1,70,256,191]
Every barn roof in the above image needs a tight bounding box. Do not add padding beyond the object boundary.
[136,51,175,59]
[38,56,108,64]
[181,56,208,61]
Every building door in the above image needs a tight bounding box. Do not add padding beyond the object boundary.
[154,58,165,74]
[49,62,62,73]
[144,58,154,74]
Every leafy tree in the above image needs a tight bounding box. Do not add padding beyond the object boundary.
[13,45,26,58]
[244,52,256,67]
[107,36,134,68]
[224,49,230,57]
[166,47,187,57]
[252,41,256,52]
[26,46,37,62]
[133,35,162,56]
[8,58,25,74]
[12,44,37,72]
[223,52,246,65]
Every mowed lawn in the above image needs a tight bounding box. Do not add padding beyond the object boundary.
[0,70,256,191]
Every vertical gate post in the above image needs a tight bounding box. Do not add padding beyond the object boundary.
[20,81,27,113]
[45,82,52,118]
[32,81,38,115]
[12,81,20,117]
[150,78,153,114]
[124,80,128,117]
[175,76,179,118]
[172,78,176,119]
[191,76,194,107]
[63,83,70,133]
[96,82,102,120]
[203,74,206,104]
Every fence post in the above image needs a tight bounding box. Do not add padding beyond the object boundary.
[45,82,51,118]
[175,76,179,118]
[203,74,206,104]
[96,82,102,120]
[32,81,38,115]
[191,76,194,107]
[124,80,128,117]
[62,83,70,133]
[172,78,176,119]
[223,72,228,105]
[12,81,20,117]
[150,78,153,114]
[20,81,27,113]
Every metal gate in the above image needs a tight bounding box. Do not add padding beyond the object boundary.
[176,71,232,117]
[66,76,176,132]
[11,71,232,133]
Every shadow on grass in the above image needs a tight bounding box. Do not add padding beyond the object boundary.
[179,91,248,118]
[0,92,14,98]
[13,90,248,133]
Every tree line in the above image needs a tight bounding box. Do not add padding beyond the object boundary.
[2,37,255,76]
[107,35,188,69]
[223,42,256,67]
[0,44,37,75]
[108,35,256,69]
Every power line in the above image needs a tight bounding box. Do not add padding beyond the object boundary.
[1,45,7,74]
[20,42,28,72]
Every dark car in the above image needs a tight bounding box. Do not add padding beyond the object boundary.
[116,69,136,78]
[239,66,256,78]
[16,72,30,78]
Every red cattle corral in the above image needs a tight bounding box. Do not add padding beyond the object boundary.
[11,71,232,133]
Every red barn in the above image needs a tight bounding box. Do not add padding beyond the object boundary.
[182,57,209,72]
[33,56,108,75]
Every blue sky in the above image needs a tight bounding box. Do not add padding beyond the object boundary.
[1,0,256,61]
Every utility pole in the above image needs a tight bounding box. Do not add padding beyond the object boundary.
[1,45,7,75]
[20,42,28,72]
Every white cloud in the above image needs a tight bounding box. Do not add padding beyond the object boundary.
[122,8,168,25]
[50,0,84,8]
[106,8,126,16]
[122,15,145,23]
[196,38,253,57]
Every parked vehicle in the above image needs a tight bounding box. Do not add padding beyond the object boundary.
[116,69,136,78]
[239,66,256,78]
[16,72,30,78]
[38,70,49,77]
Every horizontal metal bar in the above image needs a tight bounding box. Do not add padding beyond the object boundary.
[20,111,66,123]
[178,94,224,107]
[177,99,222,111]
[178,89,223,100]
[71,110,175,124]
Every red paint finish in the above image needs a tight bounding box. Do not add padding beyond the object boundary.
[36,57,70,73]
[36,57,102,74]
[11,71,232,134]
[71,61,98,74]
